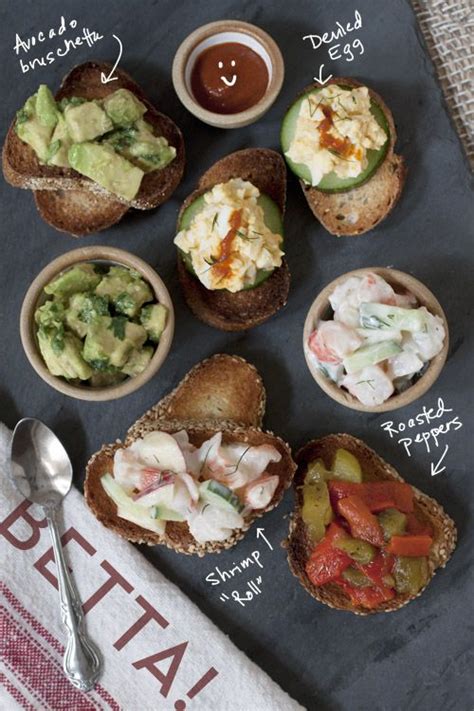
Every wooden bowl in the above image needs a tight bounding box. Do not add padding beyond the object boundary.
[303,268,449,412]
[172,20,284,129]
[20,246,174,401]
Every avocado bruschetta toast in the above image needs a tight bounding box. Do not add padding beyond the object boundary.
[281,77,405,236]
[287,434,456,614]
[85,354,296,555]
[3,61,185,236]
[174,148,290,331]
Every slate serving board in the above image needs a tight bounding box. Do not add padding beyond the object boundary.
[1,1,473,709]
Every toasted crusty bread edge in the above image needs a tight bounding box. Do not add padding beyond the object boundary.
[286,434,456,615]
[3,61,185,212]
[176,148,290,331]
[291,77,406,236]
[34,189,129,237]
[128,353,267,434]
[85,422,296,556]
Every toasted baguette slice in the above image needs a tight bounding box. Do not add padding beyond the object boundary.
[34,189,128,237]
[295,78,406,236]
[176,148,290,331]
[128,353,266,437]
[86,421,295,555]
[3,61,185,211]
[287,434,456,614]
[85,354,295,555]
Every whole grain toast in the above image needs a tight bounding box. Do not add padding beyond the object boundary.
[85,354,296,556]
[176,148,290,331]
[286,434,456,614]
[293,78,406,236]
[34,189,128,237]
[3,61,185,214]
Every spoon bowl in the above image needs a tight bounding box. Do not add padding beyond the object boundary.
[11,418,72,510]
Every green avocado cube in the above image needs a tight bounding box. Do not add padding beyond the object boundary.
[47,114,72,168]
[64,101,113,142]
[140,303,167,342]
[121,345,154,377]
[38,330,93,381]
[16,109,54,163]
[44,264,101,299]
[102,89,147,126]
[36,85,58,128]
[68,142,144,202]
[35,300,65,331]
[96,266,153,317]
[82,316,147,369]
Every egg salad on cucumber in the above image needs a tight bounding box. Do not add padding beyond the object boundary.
[306,272,446,406]
[101,430,282,543]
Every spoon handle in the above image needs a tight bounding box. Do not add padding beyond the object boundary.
[46,511,102,692]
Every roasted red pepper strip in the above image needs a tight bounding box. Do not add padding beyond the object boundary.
[406,512,434,537]
[305,522,352,586]
[388,534,433,557]
[336,577,396,609]
[328,480,414,513]
[337,495,385,547]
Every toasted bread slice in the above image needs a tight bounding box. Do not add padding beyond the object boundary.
[86,422,295,555]
[85,354,295,555]
[3,61,185,211]
[34,189,128,236]
[287,434,456,614]
[176,148,290,331]
[294,78,406,236]
[128,353,266,436]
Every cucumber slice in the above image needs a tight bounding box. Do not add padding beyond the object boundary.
[177,192,284,291]
[280,85,390,193]
[101,474,165,534]
[359,302,426,332]
[199,480,244,513]
[150,504,185,522]
[343,340,402,374]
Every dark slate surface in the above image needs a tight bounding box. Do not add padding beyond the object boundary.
[1,1,473,709]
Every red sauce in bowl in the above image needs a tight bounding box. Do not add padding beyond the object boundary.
[190,41,269,115]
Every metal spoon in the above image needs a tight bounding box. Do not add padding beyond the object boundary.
[10,417,102,692]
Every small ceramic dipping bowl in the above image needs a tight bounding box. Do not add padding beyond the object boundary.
[20,246,174,402]
[172,19,284,128]
[303,267,449,413]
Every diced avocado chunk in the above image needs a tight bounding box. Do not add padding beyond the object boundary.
[122,345,154,377]
[103,89,147,126]
[48,114,72,168]
[65,292,109,338]
[36,85,58,128]
[96,266,153,317]
[64,101,113,142]
[44,264,101,298]
[68,142,144,201]
[37,329,93,380]
[35,300,65,331]
[82,316,147,369]
[16,113,54,163]
[140,303,167,342]
[106,118,176,172]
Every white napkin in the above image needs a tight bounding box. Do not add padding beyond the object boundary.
[0,423,303,711]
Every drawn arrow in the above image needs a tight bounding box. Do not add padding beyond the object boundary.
[431,444,449,476]
[101,35,123,84]
[313,63,333,86]
[256,528,273,551]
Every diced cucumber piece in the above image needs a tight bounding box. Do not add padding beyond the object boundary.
[150,505,185,522]
[343,340,402,374]
[199,480,244,513]
[359,303,426,332]
[101,473,165,534]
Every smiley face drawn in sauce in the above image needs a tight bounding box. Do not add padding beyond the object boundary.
[191,42,269,115]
